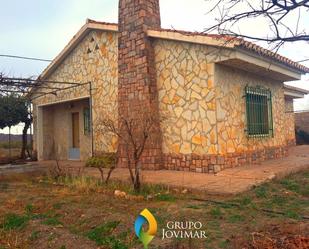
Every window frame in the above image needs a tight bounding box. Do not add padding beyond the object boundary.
[245,85,274,138]
[83,107,91,135]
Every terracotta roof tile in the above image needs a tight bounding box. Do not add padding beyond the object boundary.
[67,19,309,74]
[86,18,118,26]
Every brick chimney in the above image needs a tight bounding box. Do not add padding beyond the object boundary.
[118,0,162,169]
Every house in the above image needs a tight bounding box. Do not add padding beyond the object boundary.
[31,0,309,173]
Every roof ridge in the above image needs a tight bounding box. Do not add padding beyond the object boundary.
[86,18,118,26]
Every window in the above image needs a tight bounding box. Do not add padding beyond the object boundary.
[83,107,91,135]
[245,86,273,137]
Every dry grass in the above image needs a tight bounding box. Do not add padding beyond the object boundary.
[0,170,308,249]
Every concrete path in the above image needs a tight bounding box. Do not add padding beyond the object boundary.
[32,145,309,195]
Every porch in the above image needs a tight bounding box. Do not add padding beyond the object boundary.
[35,98,92,161]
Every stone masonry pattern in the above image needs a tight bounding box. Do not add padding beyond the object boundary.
[32,0,296,172]
[154,39,291,173]
[118,0,163,169]
[33,30,118,158]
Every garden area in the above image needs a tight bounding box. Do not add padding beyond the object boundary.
[0,168,308,249]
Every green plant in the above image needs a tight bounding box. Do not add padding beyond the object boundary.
[85,154,116,184]
[285,210,300,220]
[228,214,245,223]
[25,204,34,214]
[86,221,128,248]
[29,231,40,241]
[255,186,268,198]
[280,179,300,193]
[209,207,223,219]
[240,196,252,207]
[155,193,176,202]
[1,213,29,230]
[41,217,62,226]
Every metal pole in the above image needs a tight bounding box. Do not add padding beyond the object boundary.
[8,126,11,161]
[89,82,94,157]
[29,102,33,157]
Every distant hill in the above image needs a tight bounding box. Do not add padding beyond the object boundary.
[0,133,32,142]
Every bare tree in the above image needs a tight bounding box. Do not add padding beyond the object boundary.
[205,0,309,46]
[96,108,162,192]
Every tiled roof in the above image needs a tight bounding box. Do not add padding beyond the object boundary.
[84,20,309,73]
[86,18,118,27]
[284,84,309,94]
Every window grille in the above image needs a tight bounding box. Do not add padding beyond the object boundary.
[245,86,273,137]
[83,107,91,135]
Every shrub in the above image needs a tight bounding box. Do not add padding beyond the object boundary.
[85,153,116,184]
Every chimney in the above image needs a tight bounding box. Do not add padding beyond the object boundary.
[118,0,162,169]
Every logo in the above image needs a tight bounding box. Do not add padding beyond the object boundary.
[134,209,157,249]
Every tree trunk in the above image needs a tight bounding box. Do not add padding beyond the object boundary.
[21,120,30,159]
[134,161,141,192]
[105,167,115,184]
[126,145,135,184]
[8,126,11,160]
[98,167,104,183]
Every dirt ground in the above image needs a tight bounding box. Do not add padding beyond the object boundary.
[0,148,20,164]
[0,169,308,249]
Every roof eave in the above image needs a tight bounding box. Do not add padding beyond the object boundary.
[40,21,117,80]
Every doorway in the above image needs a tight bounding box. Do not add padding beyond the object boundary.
[69,112,80,160]
[72,112,80,148]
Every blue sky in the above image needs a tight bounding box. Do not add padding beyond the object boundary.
[0,0,308,133]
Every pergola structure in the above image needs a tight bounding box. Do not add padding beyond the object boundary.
[0,74,90,100]
[0,74,93,160]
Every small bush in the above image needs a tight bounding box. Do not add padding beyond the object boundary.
[85,153,116,184]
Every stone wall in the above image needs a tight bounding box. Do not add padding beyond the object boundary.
[295,111,309,134]
[154,39,289,172]
[118,0,163,169]
[32,23,293,172]
[215,64,286,153]
[284,99,296,146]
[33,30,118,158]
[154,39,219,156]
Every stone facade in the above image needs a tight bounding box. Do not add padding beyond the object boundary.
[118,0,163,169]
[32,1,304,172]
[154,38,290,172]
[33,30,118,160]
[295,111,309,134]
[284,99,296,146]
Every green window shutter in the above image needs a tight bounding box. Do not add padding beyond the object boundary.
[83,107,91,135]
[245,86,273,137]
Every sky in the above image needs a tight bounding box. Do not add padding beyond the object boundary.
[0,0,308,134]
